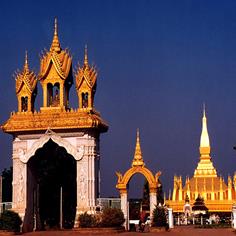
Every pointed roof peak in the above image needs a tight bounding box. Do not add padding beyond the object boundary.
[200,105,210,149]
[203,103,206,118]
[136,128,140,140]
[132,129,145,167]
[84,44,89,66]
[50,17,61,52]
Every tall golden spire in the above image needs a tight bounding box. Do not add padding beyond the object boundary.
[23,51,29,73]
[200,104,210,156]
[50,18,61,52]
[194,106,217,177]
[132,129,145,167]
[84,44,89,67]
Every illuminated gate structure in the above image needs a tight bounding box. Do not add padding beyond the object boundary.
[116,130,161,228]
[1,19,108,231]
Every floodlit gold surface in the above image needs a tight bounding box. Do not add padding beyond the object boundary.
[168,109,234,212]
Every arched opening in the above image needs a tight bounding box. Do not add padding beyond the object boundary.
[116,166,161,230]
[47,83,53,106]
[21,96,28,112]
[128,173,149,227]
[25,139,76,231]
[82,92,88,108]
[52,83,60,107]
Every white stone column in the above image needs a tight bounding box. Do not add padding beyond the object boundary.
[120,190,128,230]
[149,190,157,219]
[75,133,98,224]
[12,139,27,219]
[168,208,174,228]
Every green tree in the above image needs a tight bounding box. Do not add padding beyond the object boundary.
[152,205,167,227]
[2,167,12,202]
[0,210,22,232]
[101,208,125,227]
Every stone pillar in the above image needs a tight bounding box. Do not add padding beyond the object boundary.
[168,208,174,228]
[120,189,128,230]
[149,189,157,219]
[74,133,98,226]
[12,139,27,220]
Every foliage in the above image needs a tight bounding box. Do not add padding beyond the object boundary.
[0,210,22,232]
[1,167,13,202]
[152,205,167,227]
[101,207,125,227]
[78,212,97,228]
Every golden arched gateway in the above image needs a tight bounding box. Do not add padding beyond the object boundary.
[116,130,161,229]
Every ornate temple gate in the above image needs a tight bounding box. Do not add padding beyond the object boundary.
[1,19,108,231]
[116,130,161,229]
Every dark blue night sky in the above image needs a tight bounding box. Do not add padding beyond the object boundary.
[1,0,236,198]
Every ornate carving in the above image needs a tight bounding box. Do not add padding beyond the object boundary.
[18,148,27,163]
[23,132,84,163]
[2,109,108,134]
[155,171,162,182]
[116,172,123,183]
[78,167,87,200]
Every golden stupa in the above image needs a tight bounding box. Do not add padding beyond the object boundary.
[166,107,236,212]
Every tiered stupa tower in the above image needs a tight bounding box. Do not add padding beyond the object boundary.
[1,19,108,231]
[194,106,217,178]
[166,107,236,212]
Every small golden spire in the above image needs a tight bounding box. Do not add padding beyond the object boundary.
[54,17,58,36]
[132,129,145,167]
[24,51,29,73]
[50,18,61,52]
[84,44,89,66]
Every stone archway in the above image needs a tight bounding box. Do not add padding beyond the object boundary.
[25,139,77,231]
[116,130,161,229]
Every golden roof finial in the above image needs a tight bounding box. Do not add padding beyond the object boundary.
[200,103,210,155]
[84,44,89,66]
[24,50,29,73]
[132,129,145,167]
[50,18,61,52]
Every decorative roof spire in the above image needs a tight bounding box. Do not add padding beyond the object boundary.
[50,18,61,52]
[132,129,145,167]
[23,51,29,73]
[84,44,89,67]
[200,104,210,155]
